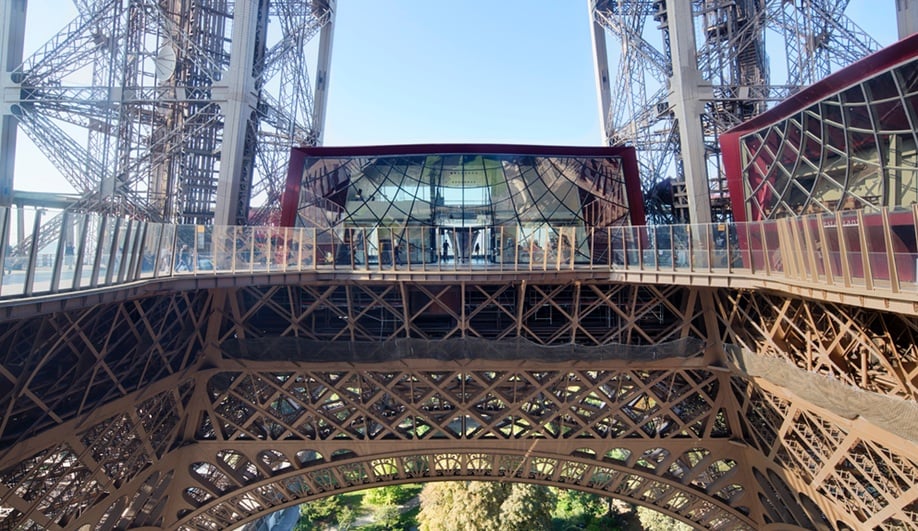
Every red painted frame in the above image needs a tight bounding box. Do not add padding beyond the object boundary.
[280,143,646,228]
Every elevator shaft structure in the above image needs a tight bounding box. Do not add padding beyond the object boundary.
[589,0,881,223]
[0,0,335,230]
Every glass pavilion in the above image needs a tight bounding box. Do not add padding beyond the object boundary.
[721,32,918,222]
[281,144,644,267]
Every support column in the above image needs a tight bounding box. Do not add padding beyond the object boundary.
[0,0,26,207]
[311,0,336,145]
[587,0,612,144]
[665,0,712,224]
[898,0,918,38]
[213,0,268,226]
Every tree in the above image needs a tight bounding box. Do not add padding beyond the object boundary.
[295,495,346,530]
[500,483,555,530]
[417,481,554,531]
[365,485,417,506]
[337,505,356,531]
[637,506,694,531]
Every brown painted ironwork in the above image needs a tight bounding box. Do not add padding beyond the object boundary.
[0,279,915,530]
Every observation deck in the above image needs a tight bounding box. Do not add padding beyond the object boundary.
[0,206,915,317]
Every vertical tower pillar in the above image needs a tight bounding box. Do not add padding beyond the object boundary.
[898,0,918,37]
[214,0,268,226]
[0,0,26,207]
[312,0,336,145]
[665,0,712,224]
[588,0,612,143]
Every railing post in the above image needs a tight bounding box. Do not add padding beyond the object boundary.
[589,226,595,270]
[835,211,852,288]
[621,226,628,269]
[724,223,732,273]
[117,219,133,283]
[22,208,43,296]
[569,227,576,270]
[669,225,676,272]
[497,225,502,272]
[776,218,792,279]
[606,227,611,270]
[92,216,106,285]
[230,226,238,272]
[249,228,256,274]
[129,222,147,282]
[856,210,873,291]
[103,217,122,285]
[686,224,693,272]
[759,222,771,277]
[800,216,818,283]
[50,211,69,293]
[0,207,8,289]
[743,222,753,274]
[636,226,643,271]
[816,215,833,286]
[881,207,899,293]
[705,223,715,273]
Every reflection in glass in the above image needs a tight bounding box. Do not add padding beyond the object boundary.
[286,152,636,266]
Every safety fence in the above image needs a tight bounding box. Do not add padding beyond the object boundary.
[0,205,915,299]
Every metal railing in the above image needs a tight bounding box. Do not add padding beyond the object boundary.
[0,205,916,300]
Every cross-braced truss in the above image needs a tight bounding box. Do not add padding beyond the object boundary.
[590,0,881,222]
[716,289,918,399]
[0,278,914,529]
[4,0,334,232]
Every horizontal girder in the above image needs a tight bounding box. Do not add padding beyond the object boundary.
[0,278,914,529]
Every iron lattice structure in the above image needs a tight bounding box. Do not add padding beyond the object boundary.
[589,0,882,223]
[1,0,334,233]
[0,277,914,529]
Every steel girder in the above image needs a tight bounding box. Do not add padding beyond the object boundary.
[4,0,333,231]
[590,0,882,223]
[0,279,914,529]
[716,289,918,400]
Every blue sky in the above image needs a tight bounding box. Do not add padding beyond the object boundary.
[321,1,601,147]
[14,0,900,193]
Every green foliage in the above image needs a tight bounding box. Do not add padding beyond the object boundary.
[636,506,694,531]
[295,494,365,530]
[501,483,555,530]
[298,495,343,528]
[548,489,644,531]
[417,481,555,531]
[551,489,607,521]
[373,503,402,529]
[337,505,356,531]
[364,485,420,507]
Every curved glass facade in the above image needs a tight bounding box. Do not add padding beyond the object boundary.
[722,33,918,222]
[281,145,643,265]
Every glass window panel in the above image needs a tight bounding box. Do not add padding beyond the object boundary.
[872,99,909,132]
[811,168,846,210]
[778,119,803,164]
[58,213,87,289]
[26,214,62,295]
[93,216,118,285]
[763,128,782,159]
[820,100,843,125]
[841,84,866,104]
[844,104,873,130]
[140,223,162,278]
[895,60,918,94]
[865,71,900,100]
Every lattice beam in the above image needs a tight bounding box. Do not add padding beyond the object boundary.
[716,289,918,399]
[0,282,915,529]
